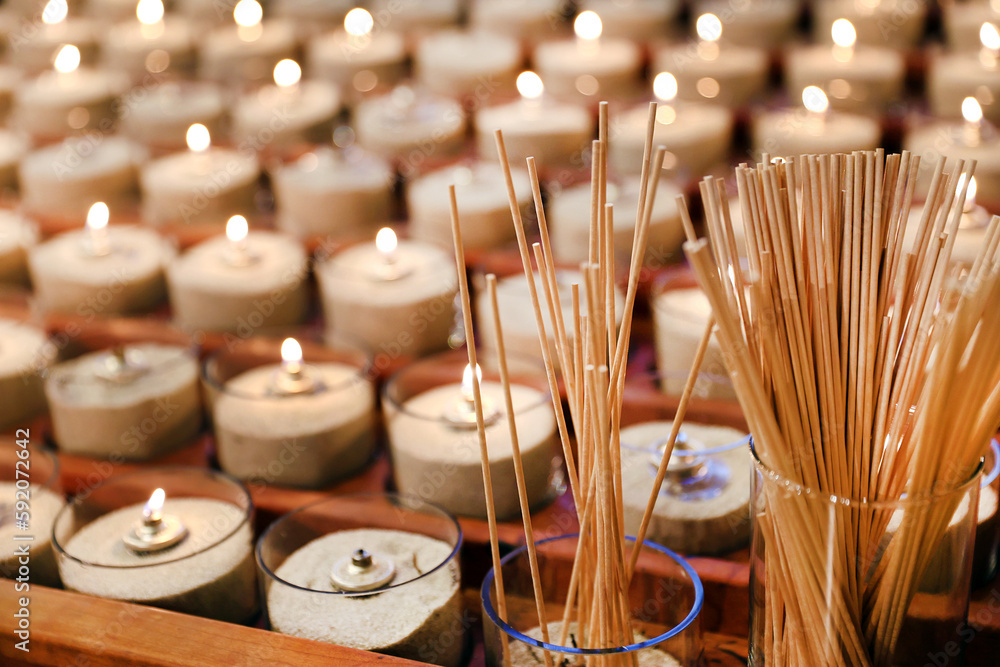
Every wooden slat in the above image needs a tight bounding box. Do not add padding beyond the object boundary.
[0,580,422,667]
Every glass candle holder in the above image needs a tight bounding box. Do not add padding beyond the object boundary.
[52,467,256,623]
[481,534,704,666]
[652,269,734,399]
[257,493,465,667]
[1,445,64,587]
[44,340,201,461]
[620,371,752,555]
[382,350,563,521]
[974,439,1000,588]
[203,334,376,489]
[749,442,983,666]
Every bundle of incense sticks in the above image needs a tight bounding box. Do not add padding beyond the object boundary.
[448,102,706,665]
[681,151,1000,665]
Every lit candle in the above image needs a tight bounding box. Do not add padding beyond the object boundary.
[441,363,499,428]
[696,13,723,61]
[957,175,989,230]
[375,226,398,267]
[803,85,830,132]
[271,337,320,395]
[653,72,678,124]
[234,0,264,43]
[273,57,301,96]
[516,70,544,112]
[344,7,374,52]
[832,18,856,63]
[185,122,212,174]
[136,0,165,40]
[53,44,81,83]
[223,214,256,266]
[123,488,189,553]
[84,202,111,257]
[574,10,602,57]
[980,22,1000,68]
[964,96,984,146]
[42,0,69,38]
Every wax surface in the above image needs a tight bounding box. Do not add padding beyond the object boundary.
[0,483,64,587]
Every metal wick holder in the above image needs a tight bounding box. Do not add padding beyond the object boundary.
[366,256,413,282]
[648,431,731,502]
[330,548,397,593]
[442,395,501,430]
[270,365,324,396]
[222,244,261,268]
[94,347,151,384]
[123,511,189,554]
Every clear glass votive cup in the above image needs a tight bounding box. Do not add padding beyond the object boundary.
[1,445,63,587]
[974,438,1000,587]
[202,333,377,488]
[52,466,256,623]
[620,371,752,555]
[382,350,563,521]
[256,492,465,667]
[749,441,983,666]
[481,533,704,666]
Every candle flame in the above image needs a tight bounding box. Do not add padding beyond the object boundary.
[375,227,397,255]
[186,123,211,152]
[281,338,303,375]
[344,7,374,37]
[696,13,723,43]
[143,488,165,523]
[86,202,109,231]
[42,0,68,25]
[959,174,978,213]
[962,97,984,124]
[982,23,1000,51]
[516,71,544,100]
[273,59,301,88]
[832,18,856,49]
[803,86,829,114]
[136,0,164,25]
[53,44,81,74]
[234,0,263,27]
[461,363,483,403]
[226,215,248,243]
[574,10,602,41]
[653,72,678,103]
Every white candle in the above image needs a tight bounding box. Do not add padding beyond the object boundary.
[353,87,467,167]
[476,71,594,169]
[579,0,681,42]
[316,235,458,359]
[272,147,394,239]
[385,363,556,520]
[56,486,255,622]
[549,178,685,266]
[28,223,174,315]
[929,24,1000,125]
[414,30,521,100]
[212,348,376,488]
[45,343,201,460]
[620,419,751,554]
[166,226,308,334]
[904,98,1000,204]
[407,162,531,250]
[785,18,905,113]
[653,286,732,398]
[0,318,55,430]
[751,86,881,161]
[814,0,928,49]
[266,528,462,665]
[476,270,624,371]
[232,58,341,149]
[945,3,1000,51]
[533,10,642,101]
[13,44,129,139]
[652,15,768,108]
[609,72,734,178]
[140,124,260,226]
[11,0,101,74]
[101,0,196,81]
[0,479,64,587]
[307,8,407,100]
[691,0,799,48]
[19,136,145,222]
[200,0,298,84]
[120,82,226,151]
[0,211,38,286]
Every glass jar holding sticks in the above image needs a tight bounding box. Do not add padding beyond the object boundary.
[974,438,1000,587]
[482,534,704,666]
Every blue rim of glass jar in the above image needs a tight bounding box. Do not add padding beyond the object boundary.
[480,533,705,655]
[255,492,463,598]
[983,439,1000,489]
